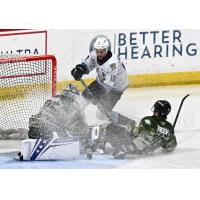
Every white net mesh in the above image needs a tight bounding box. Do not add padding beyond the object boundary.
[0,55,57,139]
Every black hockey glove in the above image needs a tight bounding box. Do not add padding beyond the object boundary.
[71,64,89,81]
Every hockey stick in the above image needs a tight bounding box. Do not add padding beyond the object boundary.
[79,78,111,120]
[173,94,190,128]
[79,78,112,159]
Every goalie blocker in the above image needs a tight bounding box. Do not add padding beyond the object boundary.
[17,133,80,161]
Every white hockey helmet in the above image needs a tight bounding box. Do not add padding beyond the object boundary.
[93,36,110,52]
[89,35,111,53]
[62,84,80,101]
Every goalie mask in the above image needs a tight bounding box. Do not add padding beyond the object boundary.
[62,84,80,101]
[152,100,171,118]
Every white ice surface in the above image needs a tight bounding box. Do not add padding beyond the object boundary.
[0,85,200,168]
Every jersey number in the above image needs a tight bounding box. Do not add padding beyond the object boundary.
[110,75,116,82]
[157,125,169,135]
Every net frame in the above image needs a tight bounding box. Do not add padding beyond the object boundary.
[0,55,57,96]
[0,55,57,139]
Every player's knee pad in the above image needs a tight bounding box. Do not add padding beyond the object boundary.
[96,109,110,120]
[133,137,150,152]
[78,96,90,110]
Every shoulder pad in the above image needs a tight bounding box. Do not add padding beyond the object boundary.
[140,116,154,126]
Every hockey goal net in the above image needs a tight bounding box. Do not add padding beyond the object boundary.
[0,55,57,139]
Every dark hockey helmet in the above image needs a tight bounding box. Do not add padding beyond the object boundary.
[152,100,171,118]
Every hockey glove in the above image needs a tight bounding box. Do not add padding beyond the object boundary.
[162,134,177,152]
[71,64,89,81]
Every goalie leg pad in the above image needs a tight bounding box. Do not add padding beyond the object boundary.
[21,134,80,161]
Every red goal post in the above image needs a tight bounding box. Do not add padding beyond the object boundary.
[0,55,57,96]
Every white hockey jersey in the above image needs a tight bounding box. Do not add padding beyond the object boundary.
[83,50,128,92]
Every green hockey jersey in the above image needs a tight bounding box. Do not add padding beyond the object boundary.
[133,115,177,152]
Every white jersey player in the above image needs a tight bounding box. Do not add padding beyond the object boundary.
[71,35,135,128]
[84,46,128,93]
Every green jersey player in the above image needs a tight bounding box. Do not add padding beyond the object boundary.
[101,100,177,159]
